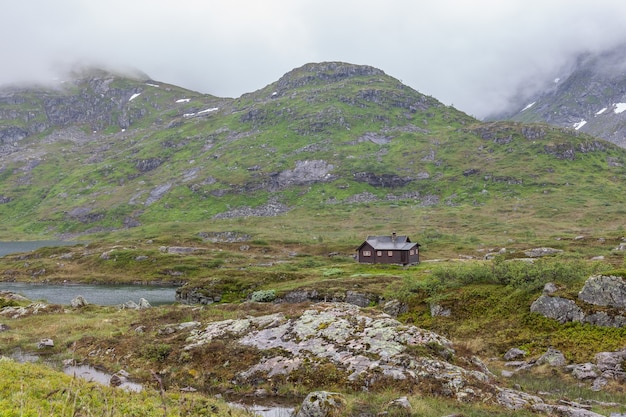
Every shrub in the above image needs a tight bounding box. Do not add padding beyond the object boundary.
[250,289,276,302]
[141,343,172,361]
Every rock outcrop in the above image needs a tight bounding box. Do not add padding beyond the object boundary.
[183,303,491,400]
[294,391,346,417]
[530,295,584,324]
[531,277,626,327]
[578,275,626,309]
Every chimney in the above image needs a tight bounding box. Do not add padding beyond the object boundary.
[391,232,396,242]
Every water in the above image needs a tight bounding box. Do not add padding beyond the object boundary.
[0,240,79,257]
[64,365,142,392]
[0,282,177,306]
[229,401,294,417]
[63,364,294,416]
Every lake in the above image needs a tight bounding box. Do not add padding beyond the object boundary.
[0,282,177,306]
[0,240,79,257]
[0,241,177,305]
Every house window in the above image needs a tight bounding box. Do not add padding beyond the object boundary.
[410,250,414,255]
[377,251,382,257]
[388,251,393,257]
[363,250,371,257]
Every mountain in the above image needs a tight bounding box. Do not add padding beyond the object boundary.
[492,44,626,148]
[1,62,626,244]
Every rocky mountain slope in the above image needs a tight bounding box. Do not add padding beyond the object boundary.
[1,62,626,240]
[493,44,626,148]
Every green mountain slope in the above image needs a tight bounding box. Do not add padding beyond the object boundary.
[0,62,625,251]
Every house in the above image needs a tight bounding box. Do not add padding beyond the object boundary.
[356,233,420,265]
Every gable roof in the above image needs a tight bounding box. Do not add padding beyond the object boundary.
[358,235,420,251]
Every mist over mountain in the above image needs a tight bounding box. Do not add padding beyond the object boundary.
[492,43,626,148]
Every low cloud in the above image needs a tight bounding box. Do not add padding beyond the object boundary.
[3,0,626,118]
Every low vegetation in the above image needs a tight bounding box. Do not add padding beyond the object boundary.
[1,235,626,416]
[1,63,626,415]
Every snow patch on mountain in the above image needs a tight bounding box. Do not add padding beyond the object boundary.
[573,120,587,130]
[614,103,626,114]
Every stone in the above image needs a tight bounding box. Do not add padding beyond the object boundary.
[579,275,626,309]
[503,348,527,361]
[0,323,10,332]
[138,298,151,309]
[344,291,373,307]
[497,388,544,410]
[37,338,54,349]
[595,349,626,372]
[430,303,451,317]
[161,246,198,255]
[591,377,608,391]
[584,312,626,328]
[295,391,346,417]
[542,282,558,295]
[523,247,563,258]
[571,363,599,380]
[386,396,412,414]
[530,295,584,324]
[532,403,606,416]
[537,348,566,367]
[70,295,89,308]
[382,299,408,317]
[122,300,139,309]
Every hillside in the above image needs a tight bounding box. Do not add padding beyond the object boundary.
[0,62,626,253]
[492,44,626,148]
[2,62,626,416]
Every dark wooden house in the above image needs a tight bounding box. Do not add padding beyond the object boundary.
[356,233,420,265]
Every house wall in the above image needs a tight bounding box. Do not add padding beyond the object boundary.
[357,243,376,264]
[358,243,420,265]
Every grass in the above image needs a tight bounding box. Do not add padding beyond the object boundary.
[0,358,250,417]
[1,250,626,415]
[2,64,626,415]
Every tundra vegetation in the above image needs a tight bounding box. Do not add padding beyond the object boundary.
[1,231,626,416]
[0,63,626,415]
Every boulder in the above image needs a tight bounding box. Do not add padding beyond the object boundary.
[386,396,412,414]
[0,291,28,301]
[503,348,527,361]
[138,298,151,309]
[0,323,10,332]
[579,275,626,309]
[530,295,584,324]
[295,391,346,417]
[37,338,54,349]
[542,282,558,295]
[523,247,563,258]
[584,311,626,328]
[537,348,566,367]
[382,299,408,317]
[570,363,599,380]
[595,349,626,373]
[122,300,139,309]
[430,303,452,317]
[70,295,89,308]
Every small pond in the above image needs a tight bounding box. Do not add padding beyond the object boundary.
[0,282,177,306]
[64,364,142,392]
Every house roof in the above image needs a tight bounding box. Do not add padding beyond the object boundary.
[358,235,420,251]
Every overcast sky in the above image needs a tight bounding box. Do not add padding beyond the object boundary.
[3,0,626,118]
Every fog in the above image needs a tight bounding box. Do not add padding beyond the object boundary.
[3,0,626,118]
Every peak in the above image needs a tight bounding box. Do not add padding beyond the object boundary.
[65,65,151,83]
[276,62,387,90]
